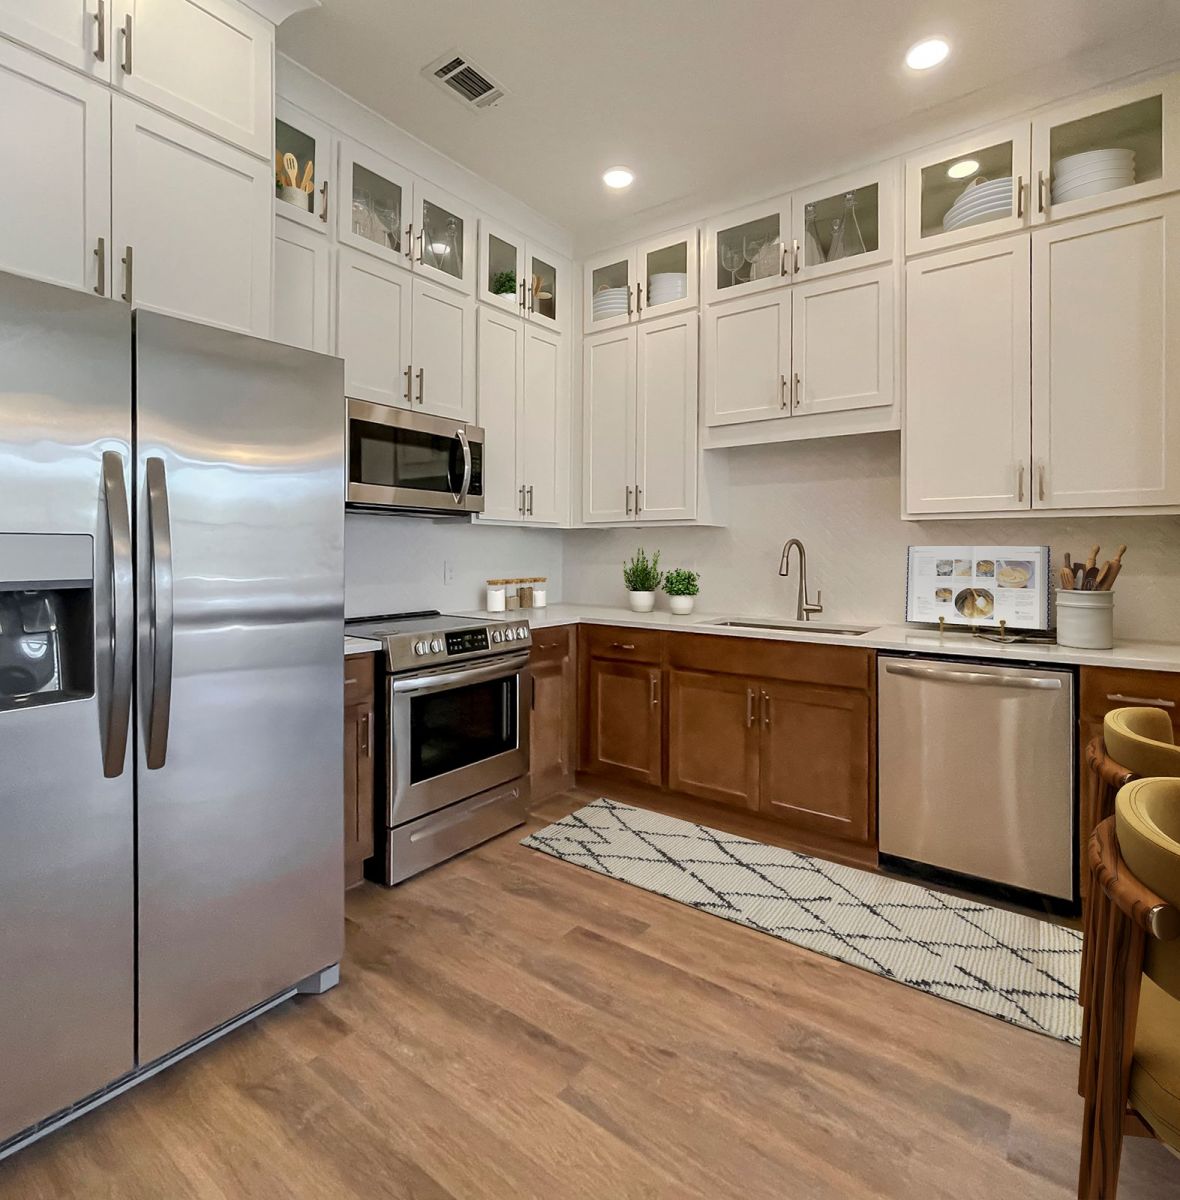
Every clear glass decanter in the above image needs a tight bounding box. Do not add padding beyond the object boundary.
[827,192,866,261]
[804,203,826,266]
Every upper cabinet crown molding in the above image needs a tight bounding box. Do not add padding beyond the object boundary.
[239,0,319,24]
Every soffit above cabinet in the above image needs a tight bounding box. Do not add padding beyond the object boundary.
[241,0,319,24]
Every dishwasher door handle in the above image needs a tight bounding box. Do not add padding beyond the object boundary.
[882,661,1063,690]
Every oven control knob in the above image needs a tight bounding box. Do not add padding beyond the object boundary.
[430,638,443,653]
[414,640,428,655]
[515,625,527,640]
[492,629,504,643]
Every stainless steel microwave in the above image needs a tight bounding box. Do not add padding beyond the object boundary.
[347,399,484,516]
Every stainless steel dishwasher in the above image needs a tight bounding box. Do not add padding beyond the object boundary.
[877,655,1075,901]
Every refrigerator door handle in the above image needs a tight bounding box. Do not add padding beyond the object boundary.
[100,450,134,778]
[143,456,174,770]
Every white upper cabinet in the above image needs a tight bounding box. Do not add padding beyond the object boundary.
[337,246,412,408]
[583,245,635,333]
[411,181,475,296]
[409,277,475,422]
[478,219,565,331]
[476,306,524,520]
[792,164,896,282]
[703,290,791,427]
[274,99,332,230]
[906,122,1031,256]
[337,137,414,266]
[1032,77,1180,226]
[0,0,109,76]
[582,329,636,523]
[702,195,792,304]
[523,240,563,331]
[635,313,698,522]
[1032,197,1180,510]
[905,237,1032,515]
[520,325,562,521]
[584,226,698,333]
[111,0,272,158]
[111,97,271,335]
[791,267,893,418]
[0,40,110,296]
[273,217,331,353]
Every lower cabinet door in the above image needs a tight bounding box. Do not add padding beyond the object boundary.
[274,217,332,352]
[667,669,758,810]
[529,629,576,801]
[410,278,476,422]
[343,699,375,889]
[756,680,872,844]
[586,658,663,787]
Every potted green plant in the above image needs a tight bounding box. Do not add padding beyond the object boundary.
[663,567,700,615]
[622,548,662,613]
[491,269,517,296]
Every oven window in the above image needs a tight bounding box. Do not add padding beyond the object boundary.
[350,419,462,495]
[409,676,517,783]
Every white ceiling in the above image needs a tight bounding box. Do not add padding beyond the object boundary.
[279,1,1180,252]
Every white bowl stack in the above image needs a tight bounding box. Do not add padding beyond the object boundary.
[647,272,688,306]
[592,286,629,321]
[1051,149,1135,205]
[941,177,1014,231]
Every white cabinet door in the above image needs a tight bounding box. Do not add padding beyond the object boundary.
[702,194,791,305]
[0,40,110,295]
[636,312,698,522]
[905,237,1032,515]
[703,290,791,427]
[275,98,332,231]
[337,138,415,267]
[476,306,524,521]
[478,217,525,315]
[111,0,272,157]
[411,181,475,297]
[337,246,411,407]
[791,163,896,282]
[582,328,636,524]
[525,240,565,333]
[791,266,893,417]
[111,98,271,334]
[273,217,331,353]
[636,225,699,321]
[521,325,562,522]
[584,246,636,334]
[0,0,108,76]
[1032,197,1180,509]
[410,278,475,422]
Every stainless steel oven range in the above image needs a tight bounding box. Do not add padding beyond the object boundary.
[346,611,532,884]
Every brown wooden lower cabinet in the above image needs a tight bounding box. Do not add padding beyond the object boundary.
[666,668,759,810]
[529,625,577,803]
[343,653,376,889]
[583,652,664,789]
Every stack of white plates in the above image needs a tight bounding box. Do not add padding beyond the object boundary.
[592,286,629,321]
[941,177,1014,231]
[1052,148,1135,205]
[647,272,688,305]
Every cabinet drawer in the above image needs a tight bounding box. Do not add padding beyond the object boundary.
[530,624,574,664]
[669,632,872,691]
[583,625,664,664]
[1080,666,1180,727]
[344,653,376,706]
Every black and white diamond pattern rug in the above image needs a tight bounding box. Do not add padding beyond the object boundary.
[522,799,1083,1044]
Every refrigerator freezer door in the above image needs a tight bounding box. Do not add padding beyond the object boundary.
[0,274,135,1143]
[134,312,346,1064]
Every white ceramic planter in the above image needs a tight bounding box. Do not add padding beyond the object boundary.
[668,595,696,615]
[628,590,656,613]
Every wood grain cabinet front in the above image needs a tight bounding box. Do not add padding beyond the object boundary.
[666,668,759,810]
[529,626,577,803]
[343,654,376,889]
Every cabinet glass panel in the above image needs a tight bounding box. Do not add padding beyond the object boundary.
[644,239,689,305]
[1048,95,1161,207]
[351,163,404,254]
[529,253,557,322]
[487,232,519,301]
[802,183,879,269]
[590,257,631,322]
[919,140,1015,241]
[714,213,781,293]
[421,197,465,283]
[275,117,318,217]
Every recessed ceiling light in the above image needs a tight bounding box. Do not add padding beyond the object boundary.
[602,166,634,189]
[946,158,980,179]
[905,37,950,71]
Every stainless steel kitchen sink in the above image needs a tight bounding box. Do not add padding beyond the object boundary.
[705,618,873,637]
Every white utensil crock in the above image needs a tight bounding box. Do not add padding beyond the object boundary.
[280,185,311,211]
[1056,588,1114,650]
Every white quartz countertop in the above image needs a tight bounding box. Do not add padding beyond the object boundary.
[345,635,382,656]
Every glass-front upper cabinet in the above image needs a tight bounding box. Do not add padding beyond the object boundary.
[1032,77,1180,224]
[524,242,562,330]
[479,218,526,314]
[583,247,635,333]
[637,225,699,319]
[337,137,414,267]
[413,183,475,296]
[275,100,333,231]
[791,165,895,281]
[905,122,1031,255]
[702,195,791,304]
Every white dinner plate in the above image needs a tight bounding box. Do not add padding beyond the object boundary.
[943,198,1012,227]
[943,204,1012,231]
[1053,161,1135,185]
[1054,148,1135,176]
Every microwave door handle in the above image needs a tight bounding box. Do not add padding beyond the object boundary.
[454,427,472,504]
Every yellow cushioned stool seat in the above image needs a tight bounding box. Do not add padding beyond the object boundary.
[1131,976,1180,1149]
[1104,707,1180,779]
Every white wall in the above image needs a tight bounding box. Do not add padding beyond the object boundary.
[345,513,563,617]
[560,434,1180,642]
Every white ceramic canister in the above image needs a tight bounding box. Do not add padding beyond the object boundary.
[486,582,506,613]
[533,583,547,608]
[1055,588,1114,650]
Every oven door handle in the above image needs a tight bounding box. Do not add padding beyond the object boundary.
[391,652,529,694]
[452,427,472,505]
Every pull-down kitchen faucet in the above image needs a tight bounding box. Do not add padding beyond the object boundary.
[779,538,824,621]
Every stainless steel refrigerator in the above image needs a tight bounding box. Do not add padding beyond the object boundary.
[0,272,345,1151]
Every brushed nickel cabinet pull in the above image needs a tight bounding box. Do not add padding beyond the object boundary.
[526,484,534,516]
[359,709,371,756]
[1037,171,1047,214]
[1106,694,1176,709]
[416,367,424,405]
[625,485,632,515]
[1015,175,1024,219]
[404,223,413,260]
[792,238,800,275]
[636,282,643,313]
[626,286,633,317]
[793,372,801,410]
[94,0,106,61]
[121,245,133,304]
[319,180,329,223]
[745,687,755,728]
[1016,462,1025,503]
[609,642,636,651]
[761,690,771,728]
[120,13,132,74]
[518,484,526,516]
[416,230,425,263]
[780,373,788,409]
[403,364,412,404]
[650,676,659,708]
[94,236,106,296]
[635,485,643,514]
[519,279,526,311]
[1038,463,1046,502]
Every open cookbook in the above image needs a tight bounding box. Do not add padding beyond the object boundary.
[905,546,1051,630]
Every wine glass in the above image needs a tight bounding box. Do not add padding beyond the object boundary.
[720,242,743,288]
[743,234,766,280]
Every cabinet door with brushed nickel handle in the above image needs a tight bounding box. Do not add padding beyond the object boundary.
[409,276,476,422]
[337,247,412,407]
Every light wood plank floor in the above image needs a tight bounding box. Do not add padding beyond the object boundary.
[3,788,1178,1199]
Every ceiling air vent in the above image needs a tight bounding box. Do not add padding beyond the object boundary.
[425,51,506,110]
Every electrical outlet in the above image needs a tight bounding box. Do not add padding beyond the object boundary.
[443,560,454,585]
